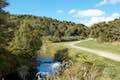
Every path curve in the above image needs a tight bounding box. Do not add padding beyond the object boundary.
[65,39,120,62]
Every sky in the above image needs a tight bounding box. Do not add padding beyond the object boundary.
[5,0,120,26]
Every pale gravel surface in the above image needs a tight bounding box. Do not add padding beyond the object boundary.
[65,39,120,62]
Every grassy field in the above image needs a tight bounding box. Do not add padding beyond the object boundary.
[76,39,120,54]
[45,42,120,80]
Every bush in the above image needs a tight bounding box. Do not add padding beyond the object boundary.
[54,48,70,62]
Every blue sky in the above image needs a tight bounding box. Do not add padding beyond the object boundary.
[6,0,120,25]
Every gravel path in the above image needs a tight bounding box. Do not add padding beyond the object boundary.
[65,39,120,62]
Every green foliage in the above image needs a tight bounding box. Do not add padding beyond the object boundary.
[90,19,120,42]
[0,0,9,49]
[0,53,19,74]
[9,15,90,42]
[9,20,42,57]
[54,48,70,62]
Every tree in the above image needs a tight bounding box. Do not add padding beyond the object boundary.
[9,14,90,42]
[9,20,42,58]
[0,0,9,31]
[0,0,9,53]
[90,19,120,42]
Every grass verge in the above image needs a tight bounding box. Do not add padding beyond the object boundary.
[76,39,120,54]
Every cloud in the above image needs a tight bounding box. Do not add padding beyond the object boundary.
[99,0,120,5]
[81,13,120,26]
[68,9,76,14]
[69,9,105,17]
[56,10,64,13]
[112,13,120,17]
[69,9,120,26]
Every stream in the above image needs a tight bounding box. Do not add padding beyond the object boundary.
[36,56,62,79]
[1,56,62,80]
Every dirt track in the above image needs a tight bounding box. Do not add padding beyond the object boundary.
[65,39,120,62]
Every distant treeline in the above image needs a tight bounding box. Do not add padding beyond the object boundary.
[90,19,120,42]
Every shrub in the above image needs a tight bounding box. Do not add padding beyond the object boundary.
[54,48,70,62]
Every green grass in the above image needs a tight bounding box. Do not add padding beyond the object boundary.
[74,50,120,80]
[46,42,120,80]
[77,40,120,54]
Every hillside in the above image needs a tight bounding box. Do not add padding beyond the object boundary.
[8,14,90,42]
